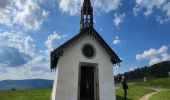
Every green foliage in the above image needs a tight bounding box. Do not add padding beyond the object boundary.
[115,61,170,82]
[0,88,51,100]
[116,86,154,100]
[149,90,170,100]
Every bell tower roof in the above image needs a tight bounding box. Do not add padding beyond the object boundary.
[83,0,91,7]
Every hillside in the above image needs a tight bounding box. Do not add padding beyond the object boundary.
[0,79,53,90]
[115,61,170,81]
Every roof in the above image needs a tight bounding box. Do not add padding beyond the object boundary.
[83,0,91,7]
[50,27,121,70]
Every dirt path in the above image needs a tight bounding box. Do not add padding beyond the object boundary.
[139,87,167,100]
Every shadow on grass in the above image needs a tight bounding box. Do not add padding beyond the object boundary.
[116,95,132,100]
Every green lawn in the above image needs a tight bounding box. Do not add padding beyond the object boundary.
[0,78,169,100]
[148,78,170,89]
[0,86,154,100]
[116,85,154,100]
[132,78,170,89]
[0,88,51,100]
[0,86,153,100]
[149,90,170,100]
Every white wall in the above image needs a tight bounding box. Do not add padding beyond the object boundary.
[52,33,116,100]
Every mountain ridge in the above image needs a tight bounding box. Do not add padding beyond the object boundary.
[0,79,53,90]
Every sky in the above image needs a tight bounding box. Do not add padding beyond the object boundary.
[0,0,170,80]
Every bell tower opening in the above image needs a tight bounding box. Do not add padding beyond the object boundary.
[80,0,93,28]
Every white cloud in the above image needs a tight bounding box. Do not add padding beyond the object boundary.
[45,31,67,51]
[0,57,54,80]
[59,0,82,15]
[156,15,170,24]
[113,36,121,45]
[0,0,13,25]
[0,30,54,80]
[0,30,69,80]
[58,0,121,15]
[0,31,37,67]
[93,0,121,13]
[0,31,36,57]
[129,67,135,72]
[15,0,49,30]
[161,53,170,61]
[156,2,170,23]
[133,0,166,16]
[133,0,170,24]
[136,45,170,65]
[113,13,125,26]
[163,2,170,16]
[136,45,167,60]
[0,0,48,30]
[0,66,7,73]
[0,46,31,67]
[149,57,161,65]
[24,36,36,56]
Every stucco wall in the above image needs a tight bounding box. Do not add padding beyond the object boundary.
[52,33,116,100]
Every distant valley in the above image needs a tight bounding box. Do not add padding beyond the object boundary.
[0,79,53,90]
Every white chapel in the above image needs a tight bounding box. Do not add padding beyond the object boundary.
[50,0,121,100]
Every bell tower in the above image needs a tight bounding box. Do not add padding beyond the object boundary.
[80,0,93,28]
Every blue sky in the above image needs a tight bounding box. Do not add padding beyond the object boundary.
[0,0,170,80]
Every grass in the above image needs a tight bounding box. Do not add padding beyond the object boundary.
[132,78,170,89]
[0,86,154,100]
[116,85,154,100]
[149,90,170,100]
[0,86,153,100]
[0,78,169,100]
[0,88,51,100]
[148,78,170,89]
[116,78,170,100]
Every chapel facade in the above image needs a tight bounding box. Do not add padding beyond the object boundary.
[50,0,121,100]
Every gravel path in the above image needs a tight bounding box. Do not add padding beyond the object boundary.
[139,87,167,100]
